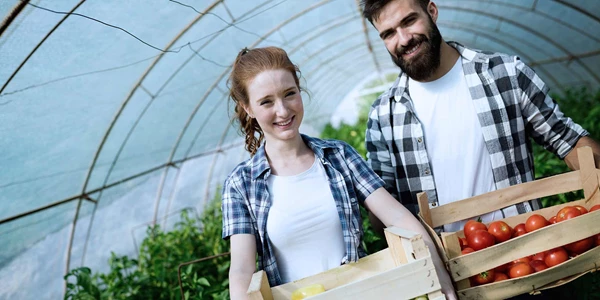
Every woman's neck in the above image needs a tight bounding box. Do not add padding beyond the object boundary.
[264,135,314,176]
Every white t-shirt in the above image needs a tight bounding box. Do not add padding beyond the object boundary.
[408,58,518,232]
[265,154,345,283]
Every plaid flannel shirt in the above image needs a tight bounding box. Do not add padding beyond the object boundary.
[222,134,384,286]
[366,42,589,215]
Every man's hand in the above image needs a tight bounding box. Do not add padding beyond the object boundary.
[564,137,600,170]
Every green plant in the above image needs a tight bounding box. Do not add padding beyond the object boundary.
[65,189,230,300]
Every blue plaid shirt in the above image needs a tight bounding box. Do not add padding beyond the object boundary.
[222,134,384,286]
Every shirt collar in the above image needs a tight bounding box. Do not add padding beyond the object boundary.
[249,134,341,180]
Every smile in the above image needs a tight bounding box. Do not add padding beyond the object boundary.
[403,42,421,57]
[274,116,294,127]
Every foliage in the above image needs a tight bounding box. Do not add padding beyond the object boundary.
[65,190,230,300]
[535,87,600,207]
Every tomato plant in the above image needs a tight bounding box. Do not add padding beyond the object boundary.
[525,214,549,232]
[472,269,496,285]
[545,247,569,267]
[509,262,534,278]
[513,223,527,237]
[488,221,513,243]
[467,229,496,251]
[464,220,487,238]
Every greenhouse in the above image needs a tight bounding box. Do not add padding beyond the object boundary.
[1,0,599,299]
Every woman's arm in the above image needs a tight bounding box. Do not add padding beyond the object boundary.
[229,234,258,300]
[364,187,457,300]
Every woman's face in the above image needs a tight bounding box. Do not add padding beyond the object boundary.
[245,69,303,144]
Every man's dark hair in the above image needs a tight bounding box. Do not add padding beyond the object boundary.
[361,0,430,24]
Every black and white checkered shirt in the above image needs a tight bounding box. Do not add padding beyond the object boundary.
[366,42,589,215]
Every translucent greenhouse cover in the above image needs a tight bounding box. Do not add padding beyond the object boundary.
[0,0,598,298]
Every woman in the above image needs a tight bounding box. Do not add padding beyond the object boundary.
[222,46,456,299]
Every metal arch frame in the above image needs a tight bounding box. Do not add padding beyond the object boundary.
[354,0,384,81]
[81,0,279,246]
[553,0,600,25]
[454,0,600,44]
[437,4,600,85]
[150,0,336,225]
[287,12,357,54]
[161,92,229,226]
[0,0,29,37]
[0,0,88,94]
[66,0,225,287]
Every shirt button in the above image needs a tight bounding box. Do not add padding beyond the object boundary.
[424,169,430,175]
[417,137,423,143]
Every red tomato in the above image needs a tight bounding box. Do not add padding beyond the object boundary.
[573,205,588,214]
[472,269,496,285]
[467,229,496,251]
[549,216,557,224]
[459,237,469,250]
[512,257,531,265]
[494,262,511,273]
[545,247,569,267]
[565,236,595,254]
[509,262,534,278]
[464,220,487,238]
[462,247,475,255]
[596,234,600,246]
[494,272,509,282]
[529,260,548,272]
[525,214,549,232]
[556,206,581,222]
[532,252,546,261]
[513,223,527,237]
[488,221,513,243]
[590,205,600,212]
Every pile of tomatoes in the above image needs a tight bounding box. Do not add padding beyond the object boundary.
[459,204,600,286]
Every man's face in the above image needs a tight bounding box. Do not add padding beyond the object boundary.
[373,0,442,81]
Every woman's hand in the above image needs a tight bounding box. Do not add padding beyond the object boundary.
[364,188,457,299]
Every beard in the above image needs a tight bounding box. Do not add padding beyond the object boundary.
[390,16,442,81]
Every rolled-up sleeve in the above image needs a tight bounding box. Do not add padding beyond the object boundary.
[365,103,398,199]
[343,142,385,204]
[516,57,589,159]
[221,175,255,239]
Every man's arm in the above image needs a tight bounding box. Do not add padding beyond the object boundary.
[365,102,398,234]
[563,136,600,169]
[515,57,591,161]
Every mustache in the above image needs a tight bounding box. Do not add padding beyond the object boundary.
[395,35,427,57]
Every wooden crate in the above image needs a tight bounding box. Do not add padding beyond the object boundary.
[246,227,445,300]
[417,146,600,300]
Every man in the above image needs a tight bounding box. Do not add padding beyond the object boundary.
[361,0,600,233]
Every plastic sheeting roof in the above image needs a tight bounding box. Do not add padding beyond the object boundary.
[1,0,598,298]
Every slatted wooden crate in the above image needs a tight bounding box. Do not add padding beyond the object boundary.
[417,147,600,299]
[246,227,445,300]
